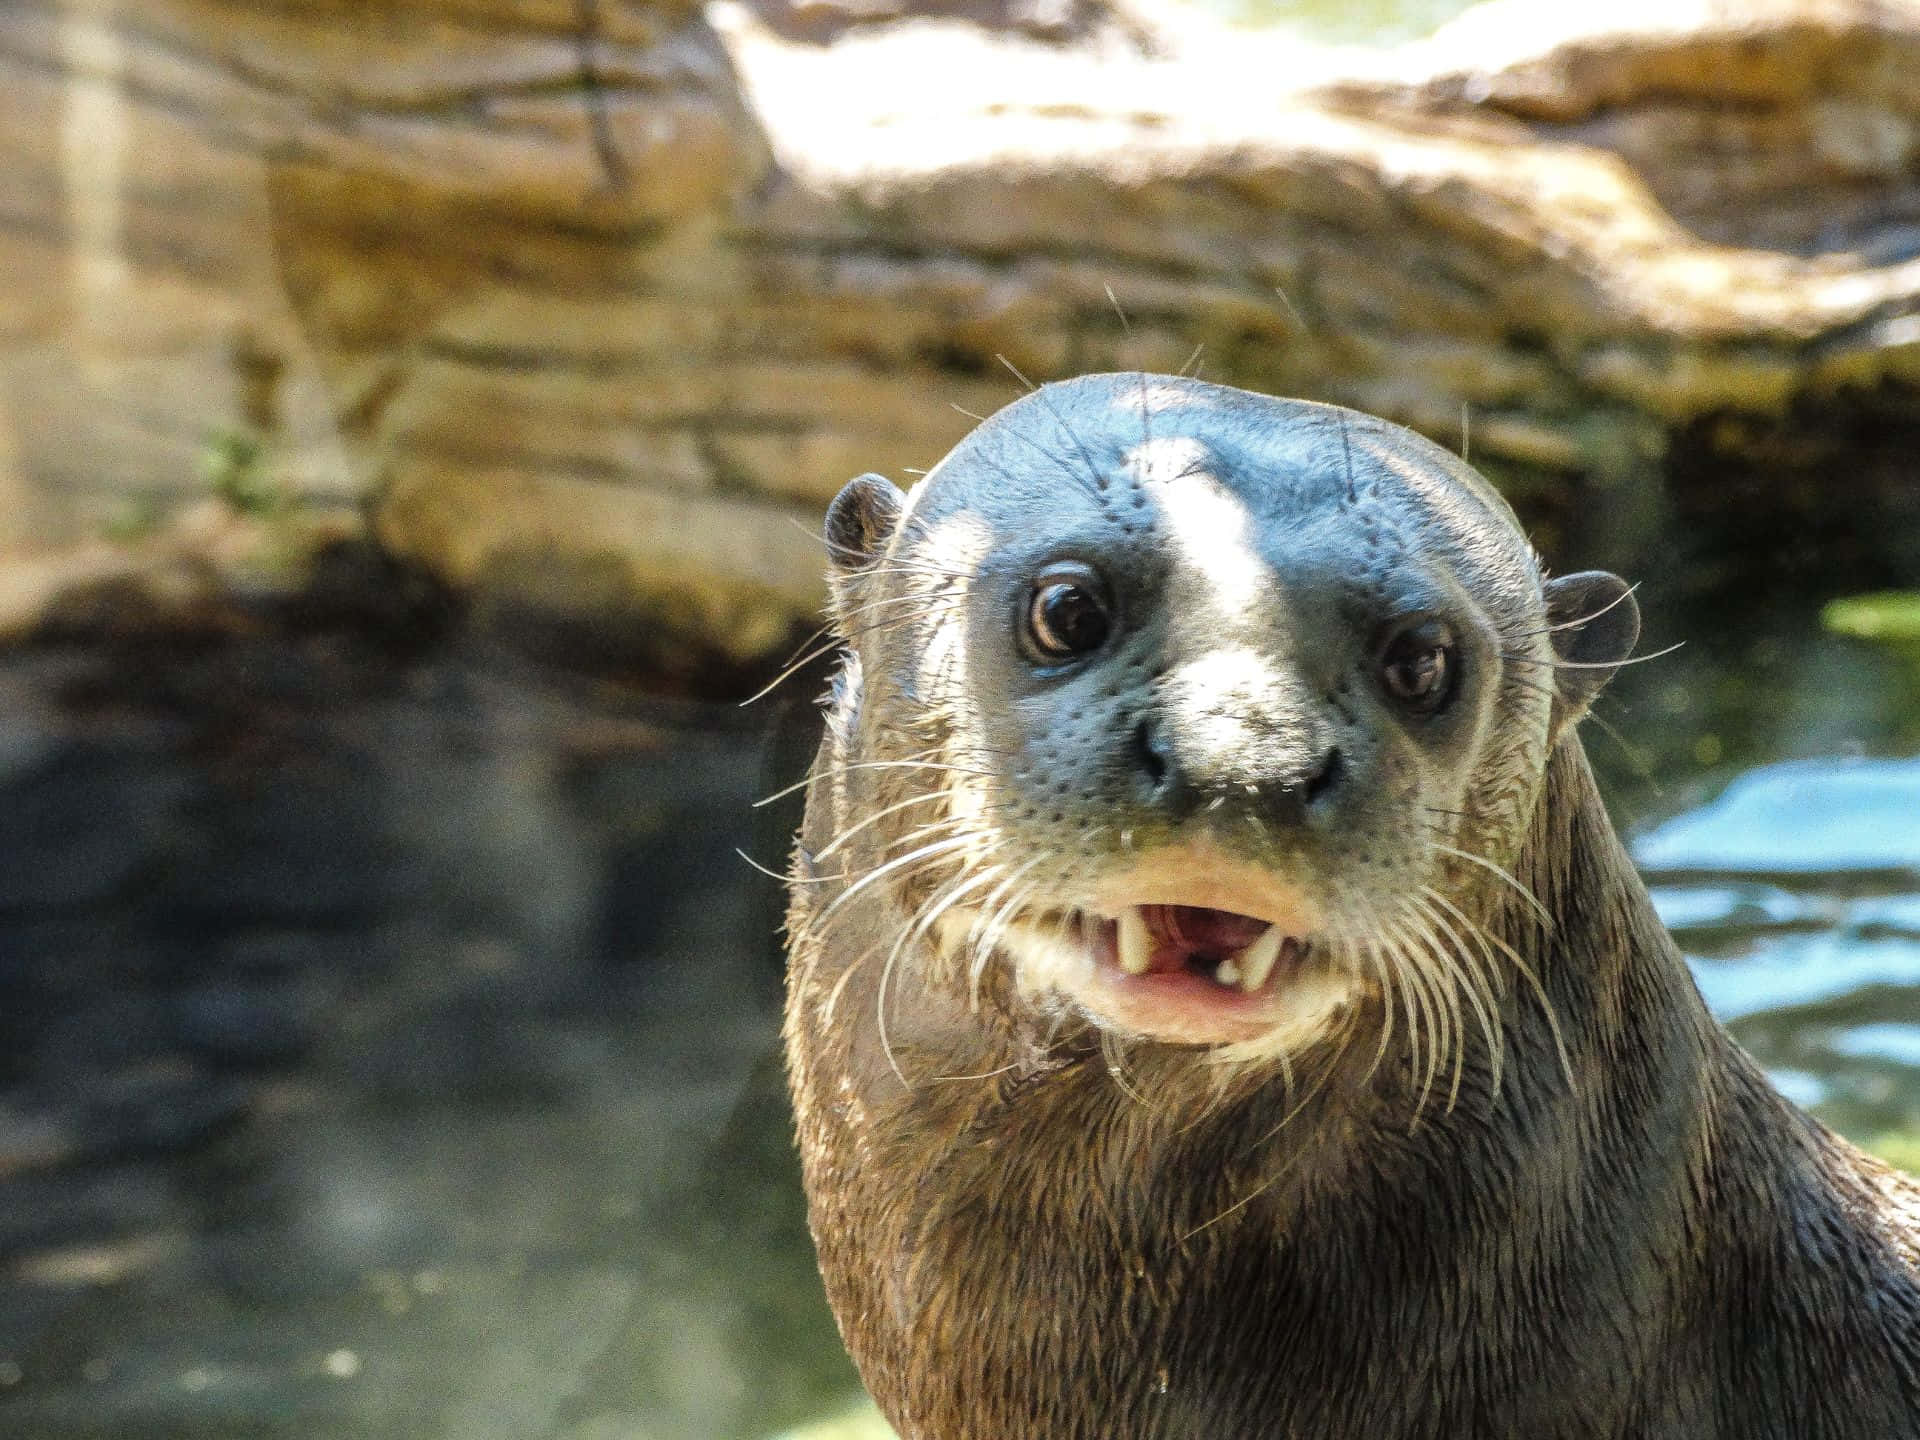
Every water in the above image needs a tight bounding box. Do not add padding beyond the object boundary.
[1598,586,1920,1158]
[1629,756,1920,1152]
[0,640,858,1439]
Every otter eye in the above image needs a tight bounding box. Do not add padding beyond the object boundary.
[1379,617,1457,714]
[1025,565,1112,662]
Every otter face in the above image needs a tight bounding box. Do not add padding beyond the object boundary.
[814,374,1637,1074]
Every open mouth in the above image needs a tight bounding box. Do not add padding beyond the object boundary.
[1084,905,1311,997]
[938,853,1356,1052]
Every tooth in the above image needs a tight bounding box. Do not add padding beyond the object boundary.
[1117,907,1153,975]
[1214,959,1242,986]
[1236,926,1284,992]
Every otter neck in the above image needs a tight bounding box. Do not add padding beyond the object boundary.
[832,739,1741,1438]
[1509,737,1722,1117]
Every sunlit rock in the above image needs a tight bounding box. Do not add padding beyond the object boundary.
[5,0,1920,669]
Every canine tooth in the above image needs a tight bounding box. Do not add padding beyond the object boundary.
[1236,926,1285,992]
[1214,959,1242,986]
[1117,907,1153,975]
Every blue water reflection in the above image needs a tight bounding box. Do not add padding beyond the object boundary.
[1635,757,1920,876]
[1631,753,1920,1143]
[1830,1023,1920,1069]
[1684,934,1920,1022]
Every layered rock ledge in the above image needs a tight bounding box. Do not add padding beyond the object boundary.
[4,0,1920,677]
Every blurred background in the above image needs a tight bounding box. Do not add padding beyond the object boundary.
[2,0,1920,1435]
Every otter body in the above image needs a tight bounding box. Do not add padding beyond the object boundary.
[783,375,1920,1438]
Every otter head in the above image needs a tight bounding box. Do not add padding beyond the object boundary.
[812,374,1637,1078]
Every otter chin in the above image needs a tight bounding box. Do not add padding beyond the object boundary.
[784,373,1920,1439]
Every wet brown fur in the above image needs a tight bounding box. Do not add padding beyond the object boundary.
[784,379,1920,1438]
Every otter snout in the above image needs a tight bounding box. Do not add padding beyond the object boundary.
[1128,655,1348,831]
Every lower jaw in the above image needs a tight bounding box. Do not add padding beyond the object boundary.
[1075,960,1362,1055]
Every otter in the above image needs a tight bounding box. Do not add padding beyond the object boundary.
[782,373,1920,1438]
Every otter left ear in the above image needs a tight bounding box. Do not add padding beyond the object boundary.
[823,473,906,626]
[1542,571,1640,738]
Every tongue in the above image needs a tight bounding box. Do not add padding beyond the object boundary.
[1142,904,1270,956]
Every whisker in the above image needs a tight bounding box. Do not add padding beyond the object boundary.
[817,933,882,1028]
[766,578,967,673]
[930,1060,1023,1084]
[1411,888,1504,1107]
[1413,911,1461,1120]
[968,871,1045,1010]
[741,647,842,707]
[1428,841,1553,932]
[813,790,951,861]
[1358,930,1397,1082]
[991,353,1111,498]
[1272,283,1308,331]
[831,588,966,625]
[1102,1028,1151,1108]
[744,597,975,706]
[1501,641,1684,671]
[1338,410,1357,506]
[1375,911,1427,1114]
[1384,907,1446,1125]
[857,557,978,581]
[895,862,1004,992]
[736,846,843,885]
[815,834,976,931]
[1405,896,1473,1113]
[874,927,912,1087]
[1510,581,1643,638]
[872,855,1009,1089]
[753,758,988,810]
[1582,706,1660,789]
[1427,883,1574,1094]
[964,860,1045,1011]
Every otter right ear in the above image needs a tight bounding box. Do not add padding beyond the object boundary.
[1543,571,1640,741]
[824,473,906,624]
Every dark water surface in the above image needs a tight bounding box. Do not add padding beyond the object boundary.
[0,638,854,1439]
[0,542,1917,1439]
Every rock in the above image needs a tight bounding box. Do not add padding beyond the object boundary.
[6,0,1920,672]
[0,0,777,665]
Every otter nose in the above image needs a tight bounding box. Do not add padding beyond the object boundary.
[1130,715,1341,827]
